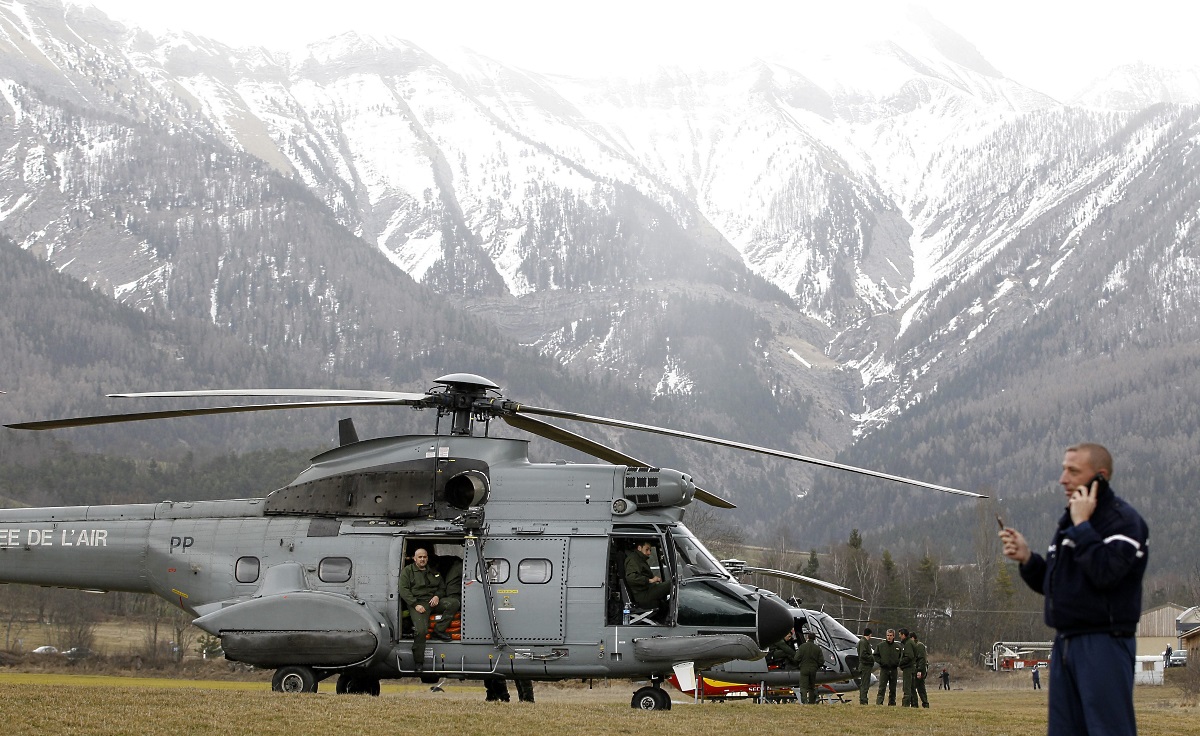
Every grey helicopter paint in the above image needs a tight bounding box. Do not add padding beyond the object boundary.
[1,373,982,708]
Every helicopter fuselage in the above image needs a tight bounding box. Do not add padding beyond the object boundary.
[0,433,789,685]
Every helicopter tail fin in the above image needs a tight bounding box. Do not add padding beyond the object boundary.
[339,418,359,446]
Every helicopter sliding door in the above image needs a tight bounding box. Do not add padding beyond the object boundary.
[460,536,568,644]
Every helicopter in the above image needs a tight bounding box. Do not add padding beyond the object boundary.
[665,562,875,702]
[0,373,982,709]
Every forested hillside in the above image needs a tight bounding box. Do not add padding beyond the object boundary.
[815,287,1200,575]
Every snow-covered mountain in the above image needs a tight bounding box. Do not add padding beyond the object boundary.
[1072,62,1200,110]
[3,0,1200,551]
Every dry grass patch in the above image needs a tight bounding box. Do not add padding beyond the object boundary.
[0,678,1194,736]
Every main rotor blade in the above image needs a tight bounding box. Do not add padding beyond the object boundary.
[512,405,985,498]
[501,414,736,508]
[5,399,414,431]
[742,565,866,603]
[110,388,429,401]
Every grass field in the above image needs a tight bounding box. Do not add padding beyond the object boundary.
[0,675,1193,736]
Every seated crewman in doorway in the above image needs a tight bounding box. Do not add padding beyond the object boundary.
[624,539,670,609]
[398,547,454,672]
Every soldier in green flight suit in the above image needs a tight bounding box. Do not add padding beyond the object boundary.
[398,547,453,672]
[624,540,670,609]
[898,627,918,707]
[875,628,901,705]
[768,628,804,668]
[856,627,876,704]
[911,632,930,708]
[796,630,826,704]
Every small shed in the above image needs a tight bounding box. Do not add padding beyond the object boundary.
[1134,655,1164,685]
[1137,602,1185,657]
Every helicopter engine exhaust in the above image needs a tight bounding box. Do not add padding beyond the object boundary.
[443,469,490,509]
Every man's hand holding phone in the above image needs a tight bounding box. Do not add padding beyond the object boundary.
[1069,477,1101,526]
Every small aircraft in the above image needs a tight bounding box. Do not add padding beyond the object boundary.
[0,373,981,708]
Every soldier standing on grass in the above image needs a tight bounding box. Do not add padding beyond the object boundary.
[875,628,901,705]
[911,632,930,708]
[856,627,876,705]
[898,628,917,707]
[796,630,825,704]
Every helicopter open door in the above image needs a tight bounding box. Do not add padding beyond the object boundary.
[607,531,677,626]
[460,537,569,644]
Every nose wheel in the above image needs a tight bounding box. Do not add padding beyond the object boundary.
[631,684,672,710]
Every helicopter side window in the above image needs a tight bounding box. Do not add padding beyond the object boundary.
[484,558,510,584]
[517,558,553,584]
[318,556,353,583]
[234,556,260,584]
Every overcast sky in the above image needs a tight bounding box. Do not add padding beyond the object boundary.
[79,0,1199,101]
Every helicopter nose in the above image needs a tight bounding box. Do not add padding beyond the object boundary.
[755,593,793,647]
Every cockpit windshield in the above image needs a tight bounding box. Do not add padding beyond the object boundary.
[671,527,732,579]
[810,610,859,652]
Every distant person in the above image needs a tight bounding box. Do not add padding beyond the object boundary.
[796,631,825,704]
[1033,666,1042,690]
[624,540,670,609]
[856,627,876,705]
[1000,443,1148,736]
[939,668,950,690]
[875,628,901,705]
[911,632,929,708]
[1164,644,1172,665]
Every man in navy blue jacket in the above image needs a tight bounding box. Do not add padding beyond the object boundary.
[1000,443,1148,736]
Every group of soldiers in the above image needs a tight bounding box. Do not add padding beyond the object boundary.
[855,627,931,707]
[768,625,931,707]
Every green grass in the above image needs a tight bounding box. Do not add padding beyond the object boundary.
[0,676,1193,735]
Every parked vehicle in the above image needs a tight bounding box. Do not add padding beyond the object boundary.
[1168,650,1187,668]
[31,645,58,654]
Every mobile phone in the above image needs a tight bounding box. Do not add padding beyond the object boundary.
[1088,473,1110,494]
[996,514,1006,530]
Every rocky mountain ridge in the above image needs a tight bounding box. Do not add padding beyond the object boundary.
[2,1,1199,559]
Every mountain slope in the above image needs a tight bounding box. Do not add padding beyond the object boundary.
[2,1,1199,566]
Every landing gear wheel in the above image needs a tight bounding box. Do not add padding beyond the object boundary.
[272,665,318,693]
[631,685,671,710]
[336,673,381,695]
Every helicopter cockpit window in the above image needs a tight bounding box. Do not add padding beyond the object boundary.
[318,556,353,583]
[670,528,730,578]
[234,556,260,584]
[517,558,553,584]
[814,612,858,652]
